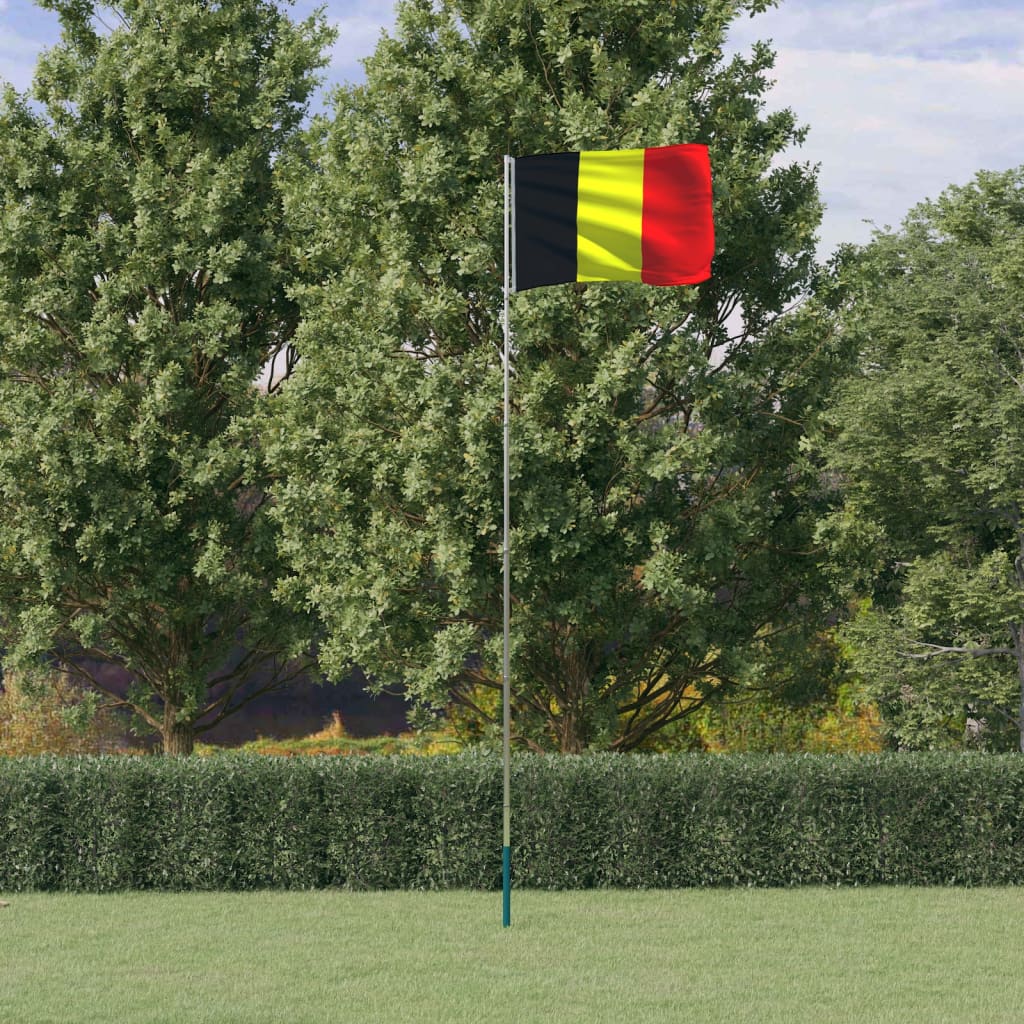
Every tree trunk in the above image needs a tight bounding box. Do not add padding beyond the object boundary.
[162,711,195,756]
[1014,625,1024,755]
[558,713,585,754]
[1014,532,1024,752]
[964,704,987,748]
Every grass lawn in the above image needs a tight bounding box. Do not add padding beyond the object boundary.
[1,887,1021,1023]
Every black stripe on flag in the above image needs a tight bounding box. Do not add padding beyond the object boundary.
[513,152,580,291]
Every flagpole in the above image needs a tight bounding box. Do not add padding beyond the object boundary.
[502,153,513,929]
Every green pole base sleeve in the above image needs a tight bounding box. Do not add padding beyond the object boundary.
[502,846,511,928]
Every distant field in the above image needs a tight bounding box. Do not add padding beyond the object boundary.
[1,888,1021,1023]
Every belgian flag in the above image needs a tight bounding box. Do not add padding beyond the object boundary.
[511,143,714,292]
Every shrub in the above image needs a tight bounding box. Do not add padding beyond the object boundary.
[1,752,1023,892]
[0,670,124,756]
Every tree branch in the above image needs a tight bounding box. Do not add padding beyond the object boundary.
[900,640,1015,660]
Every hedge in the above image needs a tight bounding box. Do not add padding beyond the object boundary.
[2,751,1024,891]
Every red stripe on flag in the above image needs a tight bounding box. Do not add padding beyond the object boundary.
[640,144,714,286]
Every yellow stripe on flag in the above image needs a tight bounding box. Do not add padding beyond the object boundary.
[576,149,644,283]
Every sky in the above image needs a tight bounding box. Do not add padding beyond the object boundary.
[1,0,1022,259]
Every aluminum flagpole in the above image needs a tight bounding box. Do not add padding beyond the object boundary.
[501,154,513,929]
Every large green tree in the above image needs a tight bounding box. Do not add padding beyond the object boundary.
[270,0,843,752]
[0,0,331,753]
[821,167,1024,751]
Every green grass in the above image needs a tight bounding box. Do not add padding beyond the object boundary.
[1,888,1022,1023]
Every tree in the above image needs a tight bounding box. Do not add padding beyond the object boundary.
[820,167,1024,751]
[269,0,843,752]
[0,0,332,754]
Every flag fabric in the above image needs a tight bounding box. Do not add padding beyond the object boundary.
[511,143,714,292]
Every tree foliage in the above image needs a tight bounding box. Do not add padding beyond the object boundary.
[269,0,846,751]
[0,0,332,753]
[820,166,1024,751]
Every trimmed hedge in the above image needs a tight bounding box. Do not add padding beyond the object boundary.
[2,752,1024,891]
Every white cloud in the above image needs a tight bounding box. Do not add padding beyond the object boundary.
[724,1,1024,257]
[0,0,64,92]
[730,0,1024,63]
[758,47,1024,255]
[0,29,45,92]
[327,1,396,83]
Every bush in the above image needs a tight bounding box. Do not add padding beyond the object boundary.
[639,684,884,754]
[0,670,124,756]
[1,752,1023,892]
